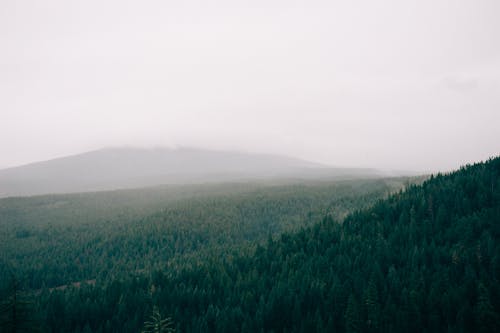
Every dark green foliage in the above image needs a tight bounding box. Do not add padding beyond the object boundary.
[363,279,380,332]
[0,275,39,333]
[141,306,174,333]
[475,283,499,333]
[0,179,398,290]
[345,294,362,333]
[2,157,500,332]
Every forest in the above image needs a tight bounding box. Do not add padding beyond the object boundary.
[1,157,500,332]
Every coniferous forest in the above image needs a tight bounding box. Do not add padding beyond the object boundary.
[1,157,500,332]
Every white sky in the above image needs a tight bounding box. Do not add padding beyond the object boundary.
[1,0,499,172]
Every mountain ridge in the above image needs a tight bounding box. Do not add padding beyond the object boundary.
[0,147,381,197]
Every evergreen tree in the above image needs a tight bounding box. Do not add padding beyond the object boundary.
[475,283,499,333]
[345,294,361,333]
[0,275,39,333]
[141,306,174,333]
[363,279,380,332]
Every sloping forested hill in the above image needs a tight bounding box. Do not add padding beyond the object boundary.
[176,157,500,333]
[0,179,401,292]
[0,177,407,333]
[2,157,500,332]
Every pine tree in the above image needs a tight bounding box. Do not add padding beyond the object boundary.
[0,275,40,333]
[345,294,362,333]
[364,279,380,332]
[141,306,174,333]
[475,283,499,333]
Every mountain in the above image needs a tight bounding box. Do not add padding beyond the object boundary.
[7,156,498,333]
[0,147,380,197]
[63,156,499,333]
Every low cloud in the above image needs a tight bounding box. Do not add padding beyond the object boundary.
[443,75,479,93]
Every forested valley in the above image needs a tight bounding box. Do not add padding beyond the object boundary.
[1,157,500,332]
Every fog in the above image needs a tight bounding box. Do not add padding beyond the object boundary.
[0,147,386,197]
[1,0,499,172]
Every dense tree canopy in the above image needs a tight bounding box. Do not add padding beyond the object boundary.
[0,179,399,292]
[1,157,499,332]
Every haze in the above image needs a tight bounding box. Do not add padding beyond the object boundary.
[1,0,499,172]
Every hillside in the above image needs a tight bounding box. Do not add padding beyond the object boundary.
[1,157,498,332]
[148,156,497,333]
[0,178,405,291]
[17,157,498,333]
[0,147,380,197]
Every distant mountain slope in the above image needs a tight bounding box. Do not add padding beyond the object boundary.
[150,155,498,333]
[17,156,499,333]
[98,156,497,333]
[0,147,380,197]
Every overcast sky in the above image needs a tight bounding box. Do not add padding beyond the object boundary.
[1,0,499,172]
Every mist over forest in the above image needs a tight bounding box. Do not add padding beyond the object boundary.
[0,147,383,197]
[1,0,499,332]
